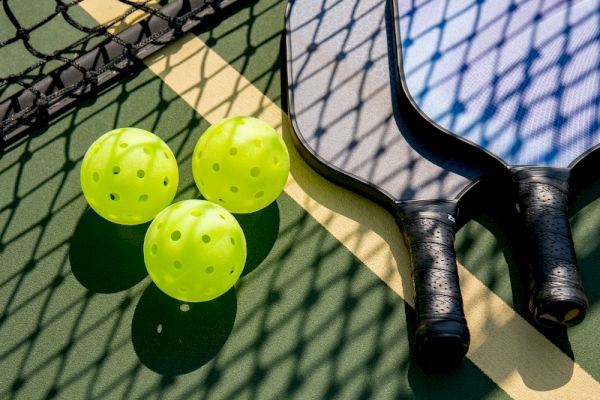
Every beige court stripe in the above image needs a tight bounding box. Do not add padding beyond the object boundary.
[80,0,161,34]
[81,3,600,399]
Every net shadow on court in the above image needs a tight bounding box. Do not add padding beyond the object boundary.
[1,0,599,398]
[0,1,504,398]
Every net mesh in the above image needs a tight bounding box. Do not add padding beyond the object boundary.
[0,0,244,149]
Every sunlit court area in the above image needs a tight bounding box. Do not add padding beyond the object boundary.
[2,1,600,399]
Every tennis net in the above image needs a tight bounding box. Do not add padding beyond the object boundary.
[0,0,250,150]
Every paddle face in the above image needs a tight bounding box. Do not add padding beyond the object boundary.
[398,0,600,168]
[286,0,487,369]
[286,0,476,205]
[395,0,592,328]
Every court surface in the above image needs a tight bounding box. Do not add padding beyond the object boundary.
[2,1,600,399]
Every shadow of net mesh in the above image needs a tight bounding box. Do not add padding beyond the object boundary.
[0,0,246,150]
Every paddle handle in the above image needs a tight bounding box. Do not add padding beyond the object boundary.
[513,168,587,328]
[398,201,469,369]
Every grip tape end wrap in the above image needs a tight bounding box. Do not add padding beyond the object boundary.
[398,201,469,369]
[513,167,588,328]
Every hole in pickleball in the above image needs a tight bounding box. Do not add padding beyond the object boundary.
[230,237,235,245]
[173,260,182,269]
[230,186,238,193]
[91,144,100,154]
[250,167,260,177]
[255,191,264,198]
[171,231,181,241]
[229,147,238,156]
[202,235,211,243]
[196,151,202,159]
[180,304,190,312]
[120,142,128,148]
[163,177,169,187]
[163,150,170,159]
[219,214,226,220]
[199,179,205,186]
[218,198,225,203]
[157,222,163,230]
[254,139,262,148]
[230,268,235,275]
[92,172,100,182]
[191,209,203,217]
[151,244,157,255]
[206,266,214,274]
[143,146,151,154]
[139,194,148,202]
[273,156,279,164]
[212,163,220,172]
[112,166,120,175]
[110,193,120,201]
[137,170,145,178]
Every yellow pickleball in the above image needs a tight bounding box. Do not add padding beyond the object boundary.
[192,116,290,214]
[80,127,178,225]
[143,200,247,302]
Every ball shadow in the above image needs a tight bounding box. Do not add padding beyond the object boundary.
[131,283,237,375]
[234,200,280,276]
[69,208,149,293]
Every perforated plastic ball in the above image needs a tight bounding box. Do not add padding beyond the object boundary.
[143,200,247,302]
[80,127,179,225]
[192,116,290,214]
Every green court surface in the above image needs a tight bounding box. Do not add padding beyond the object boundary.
[1,1,600,399]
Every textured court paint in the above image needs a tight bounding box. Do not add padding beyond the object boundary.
[0,0,564,396]
[0,59,505,400]
[0,1,505,399]
[195,0,286,106]
[0,61,418,399]
[137,23,600,400]
[77,2,600,397]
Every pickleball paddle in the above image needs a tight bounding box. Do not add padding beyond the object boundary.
[285,0,496,367]
[393,0,597,328]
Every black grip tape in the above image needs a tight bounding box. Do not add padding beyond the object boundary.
[514,168,588,328]
[398,201,469,368]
